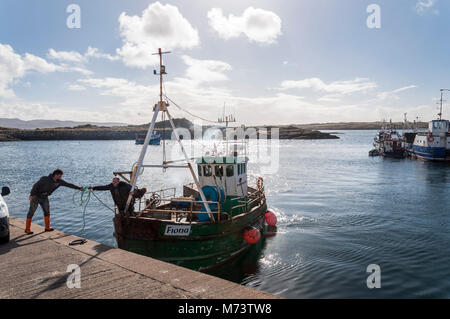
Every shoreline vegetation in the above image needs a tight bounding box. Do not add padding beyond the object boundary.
[0,118,341,142]
[0,119,427,142]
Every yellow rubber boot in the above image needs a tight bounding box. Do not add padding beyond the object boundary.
[25,218,34,234]
[44,216,54,232]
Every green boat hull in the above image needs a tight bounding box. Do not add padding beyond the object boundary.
[113,200,267,271]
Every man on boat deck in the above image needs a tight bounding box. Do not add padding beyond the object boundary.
[26,169,82,234]
[89,177,146,215]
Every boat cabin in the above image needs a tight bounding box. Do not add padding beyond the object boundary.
[429,120,450,136]
[196,156,248,198]
[413,119,450,151]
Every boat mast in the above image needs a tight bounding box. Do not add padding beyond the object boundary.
[439,89,450,120]
[124,48,214,220]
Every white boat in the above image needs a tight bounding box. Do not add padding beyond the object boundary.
[411,90,450,161]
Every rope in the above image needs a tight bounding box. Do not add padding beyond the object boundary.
[73,187,115,232]
[164,94,222,124]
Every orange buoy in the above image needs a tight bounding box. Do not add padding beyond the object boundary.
[244,227,261,244]
[265,211,277,226]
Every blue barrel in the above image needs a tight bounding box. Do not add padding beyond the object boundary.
[197,186,225,222]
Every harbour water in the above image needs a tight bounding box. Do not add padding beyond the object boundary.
[1,130,450,298]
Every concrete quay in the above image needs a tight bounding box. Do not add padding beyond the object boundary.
[1,217,279,299]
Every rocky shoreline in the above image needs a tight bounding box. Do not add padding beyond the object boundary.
[293,121,428,130]
[0,119,339,142]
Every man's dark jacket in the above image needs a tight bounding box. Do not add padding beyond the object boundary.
[92,182,145,212]
[30,174,81,197]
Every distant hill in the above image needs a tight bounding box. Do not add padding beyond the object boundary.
[0,117,341,141]
[128,118,194,130]
[0,118,129,129]
[0,118,430,131]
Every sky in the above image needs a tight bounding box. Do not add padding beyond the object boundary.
[1,0,450,125]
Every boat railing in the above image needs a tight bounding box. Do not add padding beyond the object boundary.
[230,196,248,213]
[138,197,223,223]
[229,188,265,217]
[147,187,177,198]
[137,187,176,211]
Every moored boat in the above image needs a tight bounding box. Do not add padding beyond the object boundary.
[411,90,450,161]
[111,49,273,271]
[135,132,161,145]
[372,122,406,158]
[411,120,450,161]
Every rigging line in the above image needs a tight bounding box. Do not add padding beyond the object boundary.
[161,79,243,126]
[164,94,222,124]
[162,110,167,170]
[160,80,244,155]
[159,85,216,160]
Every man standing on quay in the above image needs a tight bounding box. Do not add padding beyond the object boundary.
[26,169,82,234]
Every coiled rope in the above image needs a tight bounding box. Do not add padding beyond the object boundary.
[72,187,115,232]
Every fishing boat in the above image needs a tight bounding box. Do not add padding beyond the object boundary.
[411,90,450,161]
[111,49,274,271]
[135,132,161,145]
[372,121,406,158]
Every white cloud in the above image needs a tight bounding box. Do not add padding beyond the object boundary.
[78,77,156,107]
[117,2,200,69]
[72,57,384,125]
[0,43,98,99]
[317,94,342,103]
[0,44,26,98]
[207,7,282,44]
[392,85,417,93]
[279,77,377,95]
[63,65,92,76]
[24,54,63,73]
[0,101,53,119]
[74,56,234,123]
[85,47,120,61]
[78,55,232,109]
[415,0,438,14]
[377,85,417,100]
[0,100,117,122]
[48,48,86,63]
[181,55,231,84]
[67,84,86,91]
[48,47,119,65]
[46,47,120,77]
[0,43,72,99]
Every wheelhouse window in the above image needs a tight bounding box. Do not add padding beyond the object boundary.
[198,165,202,177]
[203,165,212,177]
[226,165,234,177]
[215,165,223,177]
